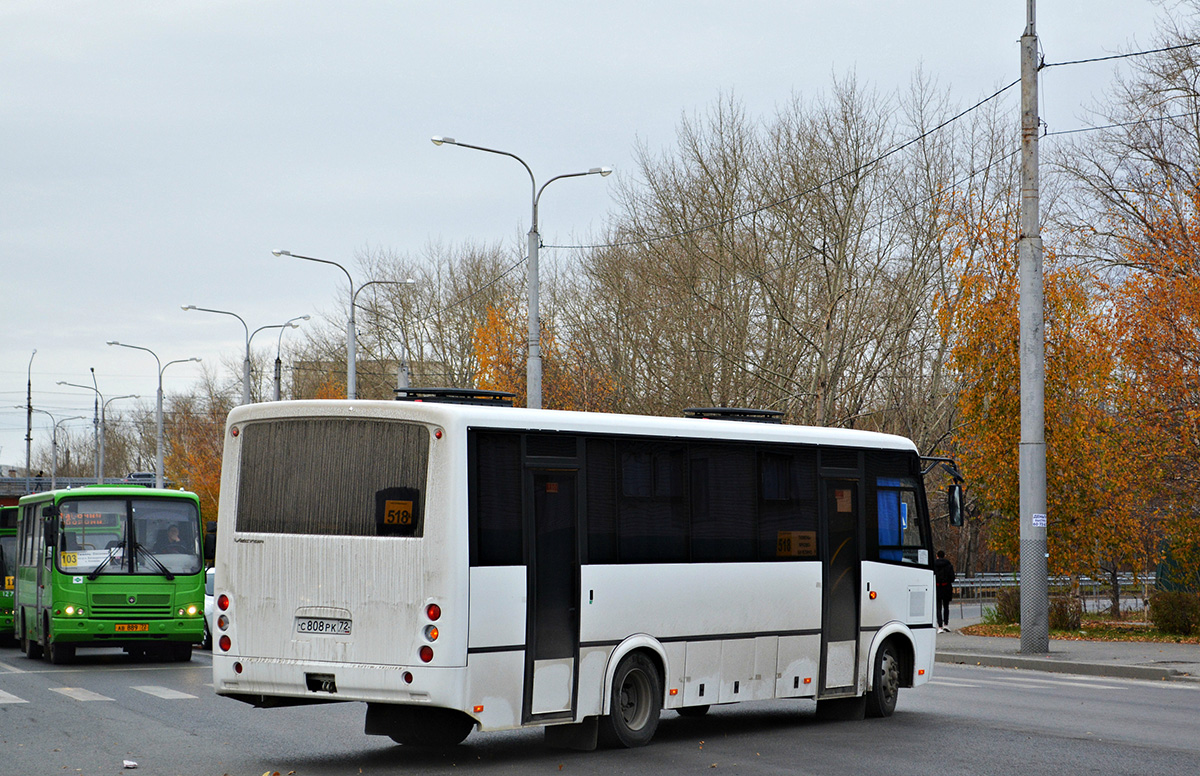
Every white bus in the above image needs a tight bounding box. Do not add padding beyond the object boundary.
[212,391,951,749]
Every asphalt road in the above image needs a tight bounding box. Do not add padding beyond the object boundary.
[1,645,1197,776]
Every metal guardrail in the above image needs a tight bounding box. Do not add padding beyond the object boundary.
[953,572,1156,601]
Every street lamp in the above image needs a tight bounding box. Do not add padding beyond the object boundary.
[55,380,137,483]
[273,249,415,400]
[182,305,251,404]
[25,408,84,488]
[107,342,201,488]
[273,315,311,401]
[431,135,611,409]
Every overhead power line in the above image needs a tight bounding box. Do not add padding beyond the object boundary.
[546,79,1022,253]
[1041,40,1200,70]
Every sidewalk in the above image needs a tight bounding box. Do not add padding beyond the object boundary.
[934,614,1200,683]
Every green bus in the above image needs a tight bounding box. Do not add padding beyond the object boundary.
[13,485,207,663]
[1,505,17,646]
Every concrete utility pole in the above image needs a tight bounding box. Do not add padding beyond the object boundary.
[25,349,35,478]
[1019,0,1050,653]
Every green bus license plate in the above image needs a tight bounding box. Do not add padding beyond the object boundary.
[115,624,149,633]
[296,617,351,635]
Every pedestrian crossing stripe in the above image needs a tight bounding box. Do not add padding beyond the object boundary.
[49,687,114,702]
[132,685,197,699]
[0,689,28,704]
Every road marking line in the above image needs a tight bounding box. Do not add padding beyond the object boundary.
[132,685,197,699]
[1010,677,1123,690]
[0,689,29,704]
[50,687,114,702]
[0,660,28,674]
[929,680,980,687]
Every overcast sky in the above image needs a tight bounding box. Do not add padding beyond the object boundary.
[0,0,1166,470]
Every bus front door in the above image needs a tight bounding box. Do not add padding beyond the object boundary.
[523,469,579,723]
[820,478,860,695]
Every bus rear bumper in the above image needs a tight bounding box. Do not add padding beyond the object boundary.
[213,653,470,714]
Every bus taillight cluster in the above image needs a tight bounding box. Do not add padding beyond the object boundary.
[217,592,231,652]
[420,601,440,663]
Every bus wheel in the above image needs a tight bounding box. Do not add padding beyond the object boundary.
[603,652,661,748]
[676,705,710,718]
[21,618,43,660]
[865,642,900,718]
[171,643,193,662]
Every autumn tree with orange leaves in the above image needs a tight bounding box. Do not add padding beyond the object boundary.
[1107,186,1200,590]
[943,199,1152,600]
[163,378,233,528]
[473,300,616,412]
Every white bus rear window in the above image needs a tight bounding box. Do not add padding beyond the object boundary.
[236,419,429,536]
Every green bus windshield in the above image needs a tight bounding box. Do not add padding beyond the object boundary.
[56,497,202,577]
[1,532,15,582]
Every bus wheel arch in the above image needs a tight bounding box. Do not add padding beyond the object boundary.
[601,641,666,748]
[601,636,668,717]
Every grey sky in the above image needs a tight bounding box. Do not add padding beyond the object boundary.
[0,1,1163,468]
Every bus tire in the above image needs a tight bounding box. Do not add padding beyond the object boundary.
[603,652,661,748]
[865,641,900,718]
[172,643,193,662]
[676,705,710,718]
[21,616,43,661]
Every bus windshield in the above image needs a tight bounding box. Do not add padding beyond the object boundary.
[0,534,16,580]
[57,497,202,577]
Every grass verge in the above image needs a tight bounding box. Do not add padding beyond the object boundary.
[961,613,1200,644]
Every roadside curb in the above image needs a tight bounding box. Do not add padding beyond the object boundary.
[935,650,1200,683]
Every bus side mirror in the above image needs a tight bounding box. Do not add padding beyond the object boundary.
[44,518,58,549]
[948,484,964,527]
[203,521,217,562]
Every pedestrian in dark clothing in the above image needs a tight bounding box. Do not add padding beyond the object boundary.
[933,550,955,632]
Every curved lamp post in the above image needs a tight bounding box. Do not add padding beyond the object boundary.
[273,250,414,400]
[273,315,311,401]
[25,408,84,488]
[55,380,137,483]
[431,135,611,409]
[182,305,251,404]
[107,341,201,488]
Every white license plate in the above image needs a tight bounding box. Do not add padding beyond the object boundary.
[295,617,352,635]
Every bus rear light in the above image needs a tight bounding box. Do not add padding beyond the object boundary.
[219,635,231,652]
[804,677,812,684]
[419,645,434,663]
[423,625,439,642]
[435,428,443,440]
[403,671,413,684]
[217,615,229,630]
[425,603,441,621]
[234,661,243,674]
[869,590,877,600]
[473,705,484,713]
[217,594,230,611]
[918,669,925,676]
